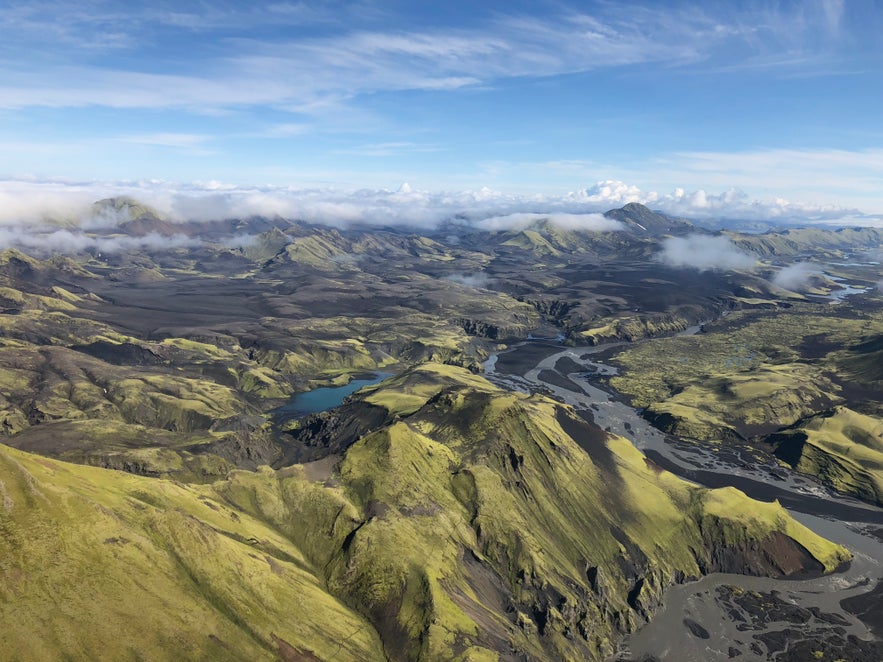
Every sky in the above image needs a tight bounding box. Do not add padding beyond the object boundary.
[0,0,882,225]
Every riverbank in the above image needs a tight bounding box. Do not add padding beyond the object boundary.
[483,338,883,661]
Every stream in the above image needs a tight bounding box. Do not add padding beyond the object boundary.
[483,335,883,661]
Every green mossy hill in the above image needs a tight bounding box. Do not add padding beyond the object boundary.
[0,249,93,289]
[91,196,167,223]
[603,202,696,236]
[4,419,240,483]
[609,304,883,504]
[579,311,707,346]
[266,226,455,269]
[0,444,385,662]
[771,406,883,506]
[491,218,652,261]
[731,226,883,258]
[240,227,291,263]
[834,332,883,396]
[0,364,848,661]
[609,305,883,439]
[266,363,846,661]
[0,343,249,435]
[0,339,282,472]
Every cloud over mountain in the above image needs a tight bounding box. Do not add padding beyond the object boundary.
[772,262,821,291]
[0,178,874,237]
[0,227,200,254]
[475,212,624,232]
[568,179,868,223]
[658,234,757,271]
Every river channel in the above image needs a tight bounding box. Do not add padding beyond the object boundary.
[483,334,883,661]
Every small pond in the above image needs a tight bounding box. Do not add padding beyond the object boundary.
[276,372,392,417]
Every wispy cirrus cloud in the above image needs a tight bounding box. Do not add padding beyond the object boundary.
[0,2,866,113]
[334,142,443,157]
[115,133,213,148]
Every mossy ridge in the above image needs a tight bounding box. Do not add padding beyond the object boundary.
[579,312,705,345]
[245,362,846,661]
[610,304,880,419]
[731,226,883,259]
[5,419,238,483]
[771,406,883,506]
[0,341,277,472]
[0,343,250,434]
[0,363,849,661]
[0,444,385,662]
[609,303,883,503]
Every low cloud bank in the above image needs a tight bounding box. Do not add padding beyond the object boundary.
[568,180,866,223]
[0,178,875,233]
[442,272,492,288]
[475,212,623,232]
[0,227,202,254]
[0,177,878,257]
[658,234,757,271]
[771,262,820,291]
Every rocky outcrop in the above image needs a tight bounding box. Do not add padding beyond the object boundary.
[274,400,390,465]
[604,202,696,236]
[456,317,529,340]
[71,340,165,366]
[768,407,883,506]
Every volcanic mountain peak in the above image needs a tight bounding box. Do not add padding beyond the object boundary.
[91,196,166,223]
[604,202,696,236]
[90,197,181,237]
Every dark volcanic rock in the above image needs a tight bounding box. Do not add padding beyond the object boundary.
[196,422,281,469]
[841,578,883,639]
[537,369,582,393]
[683,618,710,639]
[71,340,164,366]
[699,531,826,578]
[275,401,390,466]
[604,203,696,237]
[457,318,527,340]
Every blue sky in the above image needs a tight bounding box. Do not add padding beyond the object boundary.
[1,0,882,222]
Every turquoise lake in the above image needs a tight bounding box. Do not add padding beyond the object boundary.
[276,372,392,417]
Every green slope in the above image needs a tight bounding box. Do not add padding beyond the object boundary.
[1,363,846,661]
[772,406,883,505]
[609,303,883,504]
[0,444,385,662]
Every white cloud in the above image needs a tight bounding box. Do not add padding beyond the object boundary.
[475,212,624,232]
[658,234,757,271]
[442,272,492,288]
[0,177,878,238]
[567,180,648,206]
[771,262,821,291]
[566,177,875,221]
[0,3,852,113]
[0,227,201,254]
